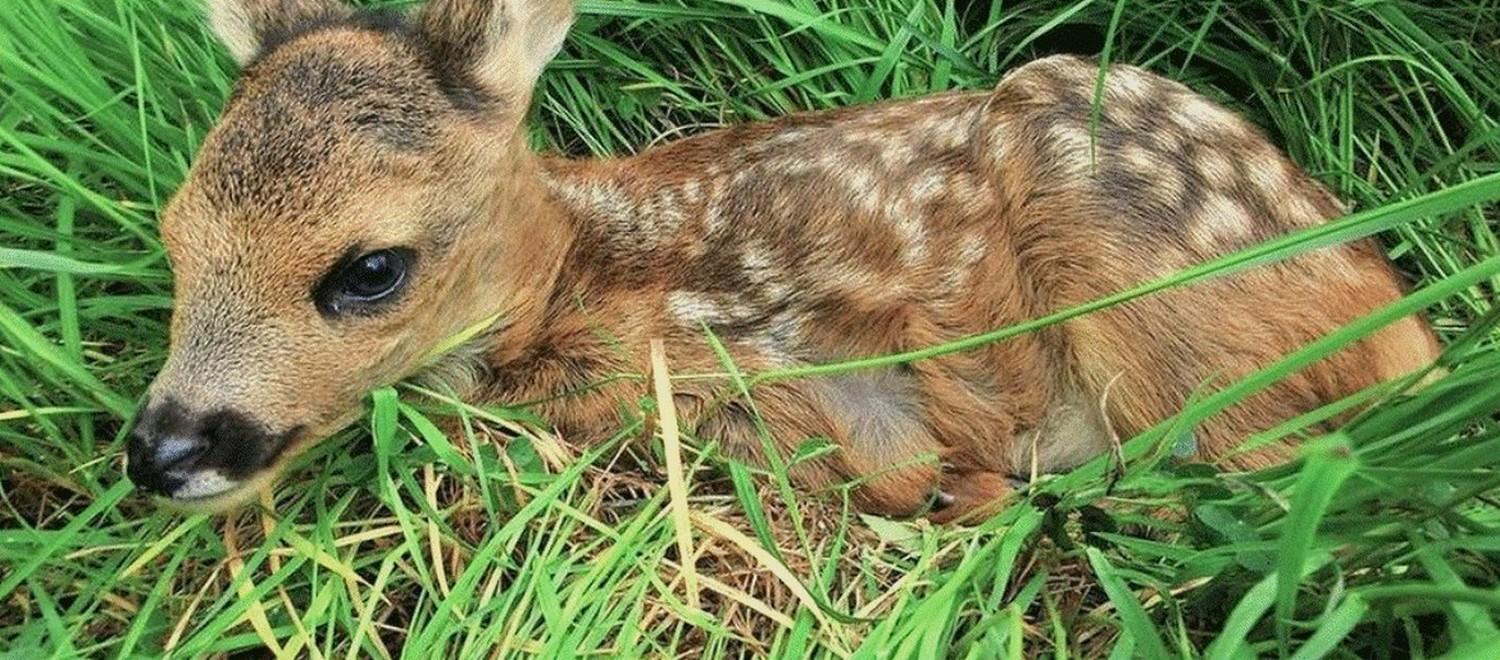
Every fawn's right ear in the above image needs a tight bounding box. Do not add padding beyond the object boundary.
[419,0,575,115]
[207,0,352,65]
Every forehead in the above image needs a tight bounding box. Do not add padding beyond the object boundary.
[181,23,458,228]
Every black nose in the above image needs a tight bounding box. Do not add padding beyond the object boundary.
[126,398,209,496]
[126,397,283,498]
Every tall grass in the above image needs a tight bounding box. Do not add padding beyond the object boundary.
[2,0,1498,657]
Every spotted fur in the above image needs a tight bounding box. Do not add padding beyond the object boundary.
[133,0,1440,519]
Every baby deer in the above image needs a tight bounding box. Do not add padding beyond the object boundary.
[126,0,1440,521]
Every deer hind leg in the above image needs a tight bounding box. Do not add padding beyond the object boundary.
[972,56,1442,470]
[1060,280,1309,468]
[1061,264,1432,471]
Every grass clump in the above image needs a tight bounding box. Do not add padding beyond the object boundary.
[2,0,1499,657]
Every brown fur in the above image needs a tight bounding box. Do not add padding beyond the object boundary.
[139,0,1440,519]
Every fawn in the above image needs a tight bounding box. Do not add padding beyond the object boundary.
[126,0,1441,521]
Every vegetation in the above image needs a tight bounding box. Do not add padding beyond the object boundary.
[2,0,1498,656]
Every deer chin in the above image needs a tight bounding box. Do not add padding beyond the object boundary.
[169,469,241,500]
[156,469,274,513]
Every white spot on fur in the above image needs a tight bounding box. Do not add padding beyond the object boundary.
[762,128,812,149]
[885,170,944,266]
[1195,149,1236,187]
[1049,123,1091,152]
[668,291,760,329]
[920,107,978,149]
[1246,149,1290,196]
[740,243,773,277]
[767,154,821,177]
[823,261,886,295]
[703,193,727,235]
[1108,67,1156,103]
[678,180,704,205]
[1120,145,1186,203]
[908,171,945,203]
[987,122,1008,156]
[1172,94,1240,133]
[1283,193,1328,227]
[1192,192,1256,248]
[820,155,878,210]
[877,139,917,168]
[1047,124,1094,172]
[668,290,730,327]
[639,188,687,238]
[1123,145,1158,172]
[1027,57,1092,86]
[1157,168,1187,207]
[939,233,987,293]
[740,242,792,302]
[558,180,636,237]
[1155,127,1187,155]
[896,218,928,263]
[957,232,987,267]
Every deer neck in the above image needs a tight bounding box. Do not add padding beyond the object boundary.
[494,155,677,364]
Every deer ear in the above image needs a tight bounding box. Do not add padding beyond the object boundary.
[419,0,575,109]
[206,0,352,65]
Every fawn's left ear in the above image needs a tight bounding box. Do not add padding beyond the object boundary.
[418,0,575,113]
[206,0,352,65]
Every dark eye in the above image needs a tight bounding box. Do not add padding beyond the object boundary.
[314,247,414,316]
[343,250,405,300]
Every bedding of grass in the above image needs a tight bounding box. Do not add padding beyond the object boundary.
[3,0,1499,656]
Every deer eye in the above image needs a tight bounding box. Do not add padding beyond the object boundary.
[343,250,405,299]
[314,247,414,317]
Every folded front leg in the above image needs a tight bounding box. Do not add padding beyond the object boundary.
[928,463,1016,524]
[684,369,948,517]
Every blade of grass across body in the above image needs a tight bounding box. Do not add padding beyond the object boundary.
[751,173,1500,383]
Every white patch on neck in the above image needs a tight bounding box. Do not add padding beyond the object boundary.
[412,339,492,400]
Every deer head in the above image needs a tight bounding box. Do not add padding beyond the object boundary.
[127,0,575,509]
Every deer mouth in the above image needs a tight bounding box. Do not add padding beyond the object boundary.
[167,470,241,501]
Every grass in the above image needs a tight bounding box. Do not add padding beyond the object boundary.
[2,0,1498,657]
